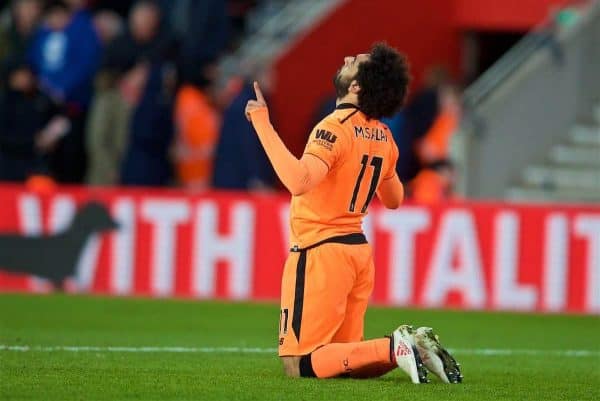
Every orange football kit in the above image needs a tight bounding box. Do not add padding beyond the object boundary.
[281,103,399,358]
[249,89,411,379]
[250,102,399,355]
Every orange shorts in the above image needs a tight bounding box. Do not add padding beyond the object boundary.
[278,234,375,356]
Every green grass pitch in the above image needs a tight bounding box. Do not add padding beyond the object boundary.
[1,294,598,401]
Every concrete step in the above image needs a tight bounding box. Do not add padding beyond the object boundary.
[506,107,600,203]
[594,103,600,125]
[569,125,600,146]
[522,165,600,190]
[548,144,600,166]
[506,186,600,203]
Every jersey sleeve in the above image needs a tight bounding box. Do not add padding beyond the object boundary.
[383,138,399,180]
[303,120,348,170]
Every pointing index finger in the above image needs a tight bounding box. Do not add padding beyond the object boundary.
[253,81,266,103]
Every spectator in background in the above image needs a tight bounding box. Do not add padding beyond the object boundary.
[84,9,125,186]
[120,64,175,186]
[164,0,230,79]
[87,0,131,18]
[86,0,168,186]
[417,84,461,164]
[410,159,456,204]
[227,0,258,47]
[173,63,221,190]
[381,110,405,139]
[0,0,42,89]
[408,74,461,204]
[28,0,100,111]
[101,0,171,76]
[399,66,450,183]
[381,110,407,193]
[212,65,274,191]
[64,0,86,10]
[92,9,123,45]
[28,0,101,183]
[0,59,68,182]
[308,95,337,135]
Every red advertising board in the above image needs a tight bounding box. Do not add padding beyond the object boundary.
[0,184,598,314]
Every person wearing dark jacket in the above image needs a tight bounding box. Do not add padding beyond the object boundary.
[27,1,102,183]
[166,0,230,80]
[0,62,64,181]
[86,0,170,186]
[0,0,43,88]
[212,81,274,190]
[100,0,172,77]
[398,67,452,183]
[120,64,174,186]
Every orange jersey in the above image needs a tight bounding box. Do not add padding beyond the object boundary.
[410,168,446,204]
[418,110,458,162]
[174,85,220,189]
[290,104,399,248]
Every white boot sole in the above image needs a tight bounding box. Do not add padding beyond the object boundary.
[392,328,429,384]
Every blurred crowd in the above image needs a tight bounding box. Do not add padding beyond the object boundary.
[0,0,275,192]
[0,0,460,203]
[384,67,461,204]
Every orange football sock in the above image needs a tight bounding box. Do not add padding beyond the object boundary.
[309,338,396,378]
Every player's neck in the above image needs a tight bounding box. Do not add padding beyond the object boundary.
[336,94,359,107]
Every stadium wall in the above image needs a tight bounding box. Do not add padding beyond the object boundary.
[271,0,576,157]
[271,0,461,157]
[0,185,598,315]
[454,0,577,30]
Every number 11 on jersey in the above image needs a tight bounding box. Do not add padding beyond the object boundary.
[349,154,383,213]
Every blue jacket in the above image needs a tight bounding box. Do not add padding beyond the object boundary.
[212,83,274,190]
[28,10,101,109]
[120,65,174,186]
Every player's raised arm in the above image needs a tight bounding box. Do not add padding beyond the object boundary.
[246,82,328,196]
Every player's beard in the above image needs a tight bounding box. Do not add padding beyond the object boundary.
[333,69,353,100]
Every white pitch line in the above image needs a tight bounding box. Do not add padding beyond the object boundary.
[0,345,278,354]
[0,345,599,357]
[449,349,600,357]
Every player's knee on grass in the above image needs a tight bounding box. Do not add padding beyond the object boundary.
[281,356,304,378]
[281,355,318,378]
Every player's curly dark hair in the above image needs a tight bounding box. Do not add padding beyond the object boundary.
[355,43,411,119]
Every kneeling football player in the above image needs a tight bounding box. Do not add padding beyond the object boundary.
[246,43,462,383]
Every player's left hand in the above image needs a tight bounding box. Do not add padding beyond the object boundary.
[245,81,268,122]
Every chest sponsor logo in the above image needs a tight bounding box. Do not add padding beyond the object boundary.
[311,129,337,151]
[315,129,337,144]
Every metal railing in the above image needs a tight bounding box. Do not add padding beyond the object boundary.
[464,33,556,109]
[463,0,599,112]
[218,0,344,82]
[453,0,600,200]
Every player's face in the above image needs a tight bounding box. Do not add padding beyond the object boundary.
[333,53,369,98]
[340,53,369,77]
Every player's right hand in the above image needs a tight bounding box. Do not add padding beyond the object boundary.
[245,81,268,122]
